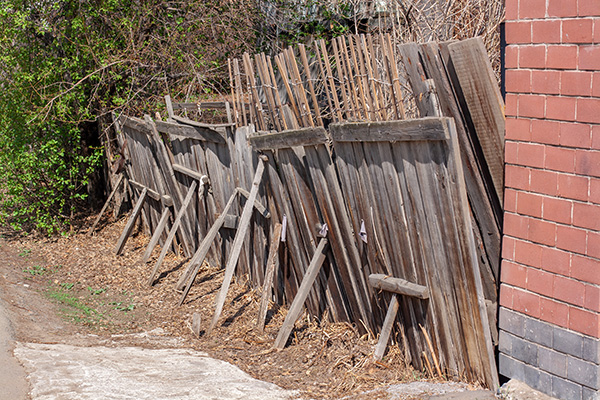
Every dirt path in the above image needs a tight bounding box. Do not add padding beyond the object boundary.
[0,297,27,400]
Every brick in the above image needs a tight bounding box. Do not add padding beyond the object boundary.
[556,224,587,254]
[580,0,600,16]
[590,179,600,204]
[541,246,571,276]
[506,69,531,93]
[502,260,528,287]
[560,123,592,149]
[554,326,584,358]
[593,72,600,97]
[545,145,576,172]
[573,202,600,230]
[513,287,541,318]
[546,96,577,122]
[532,20,562,43]
[520,0,546,18]
[583,387,598,400]
[512,332,540,365]
[519,94,546,118]
[558,173,589,201]
[527,267,555,297]
[523,313,554,348]
[531,119,560,145]
[506,165,530,190]
[583,337,600,364]
[547,45,578,69]
[506,141,519,164]
[584,284,600,312]
[499,330,513,354]
[506,46,519,69]
[500,284,514,308]
[504,212,529,240]
[548,1,578,17]
[520,45,546,68]
[541,297,570,328]
[506,117,532,142]
[528,218,556,246]
[542,196,572,225]
[539,347,567,377]
[505,0,518,20]
[506,93,518,116]
[588,231,600,259]
[569,306,600,337]
[561,71,593,96]
[530,169,558,195]
[578,98,600,124]
[523,364,553,394]
[580,45,600,70]
[592,125,600,149]
[552,375,583,400]
[575,149,600,177]
[571,255,600,285]
[554,275,586,307]
[517,191,543,217]
[502,235,517,260]
[499,307,526,337]
[505,188,518,213]
[499,353,525,381]
[569,357,599,389]
[515,239,543,267]
[531,70,560,95]
[563,18,594,43]
[506,21,532,44]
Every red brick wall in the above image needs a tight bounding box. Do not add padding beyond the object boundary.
[502,0,600,339]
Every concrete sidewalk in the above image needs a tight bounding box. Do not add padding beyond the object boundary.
[0,298,28,400]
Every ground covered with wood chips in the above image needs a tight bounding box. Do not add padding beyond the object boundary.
[0,213,476,399]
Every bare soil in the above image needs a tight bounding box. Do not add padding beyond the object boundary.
[0,213,457,399]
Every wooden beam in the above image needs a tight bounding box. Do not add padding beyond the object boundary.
[248,127,328,151]
[236,187,270,219]
[330,118,450,143]
[208,158,267,333]
[273,237,328,349]
[148,180,198,286]
[373,293,399,361]
[128,179,173,206]
[155,120,226,144]
[142,207,171,263]
[172,163,209,183]
[257,223,282,332]
[172,115,235,129]
[177,189,239,303]
[368,274,429,299]
[88,174,124,235]
[114,187,148,255]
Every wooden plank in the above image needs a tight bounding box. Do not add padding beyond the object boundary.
[273,237,328,349]
[142,207,171,263]
[114,187,148,255]
[237,187,271,219]
[148,180,198,286]
[298,44,323,126]
[330,118,450,143]
[373,294,399,361]
[257,223,282,332]
[208,158,266,333]
[447,38,505,206]
[171,115,235,129]
[177,189,239,301]
[369,274,429,299]
[248,127,328,150]
[155,120,225,144]
[88,174,124,235]
[172,163,208,182]
[165,95,175,120]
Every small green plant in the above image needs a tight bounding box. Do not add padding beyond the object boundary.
[87,287,106,295]
[110,301,135,312]
[18,248,31,257]
[60,282,75,290]
[23,265,46,275]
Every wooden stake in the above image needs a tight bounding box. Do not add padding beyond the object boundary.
[373,293,400,361]
[319,40,343,122]
[257,223,282,332]
[88,174,124,236]
[115,187,148,255]
[142,207,171,263]
[313,42,335,122]
[273,237,328,349]
[266,56,288,130]
[298,44,323,127]
[420,324,443,377]
[274,54,302,126]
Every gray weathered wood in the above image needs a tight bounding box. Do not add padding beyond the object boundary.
[156,120,225,144]
[248,127,328,151]
[273,237,328,349]
[373,294,399,361]
[237,187,271,219]
[257,223,282,332]
[369,274,429,299]
[172,163,208,182]
[177,189,239,303]
[148,180,198,286]
[88,174,124,235]
[172,115,235,129]
[128,179,173,206]
[208,158,266,333]
[330,118,450,143]
[114,187,148,255]
[142,207,171,263]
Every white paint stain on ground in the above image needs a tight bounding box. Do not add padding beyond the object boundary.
[15,342,297,400]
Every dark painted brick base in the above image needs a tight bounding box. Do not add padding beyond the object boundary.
[499,307,599,400]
